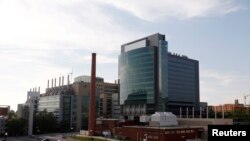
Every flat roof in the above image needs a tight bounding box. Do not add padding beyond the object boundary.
[123,125,203,130]
[97,118,119,121]
[121,33,163,47]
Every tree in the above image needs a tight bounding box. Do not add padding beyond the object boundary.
[7,110,17,120]
[33,110,57,134]
[7,118,27,136]
[224,109,250,123]
[58,120,70,132]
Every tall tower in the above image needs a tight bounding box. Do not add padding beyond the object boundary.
[88,53,96,136]
[119,33,168,117]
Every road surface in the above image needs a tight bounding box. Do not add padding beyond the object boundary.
[0,133,73,141]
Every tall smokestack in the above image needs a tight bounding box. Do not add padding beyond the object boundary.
[67,75,70,85]
[59,77,61,86]
[88,53,96,136]
[67,75,69,90]
[52,79,54,88]
[62,76,64,86]
[38,87,40,93]
[47,80,50,89]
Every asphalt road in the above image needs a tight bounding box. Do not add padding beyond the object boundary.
[0,133,73,141]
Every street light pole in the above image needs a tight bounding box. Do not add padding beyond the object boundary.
[4,132,8,141]
[90,130,93,141]
[37,129,40,140]
[36,126,39,140]
[71,127,74,140]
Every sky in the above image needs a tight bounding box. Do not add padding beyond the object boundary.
[0,0,250,111]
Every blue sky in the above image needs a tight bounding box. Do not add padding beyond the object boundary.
[0,0,249,110]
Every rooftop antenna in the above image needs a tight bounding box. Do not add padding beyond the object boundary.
[69,68,73,84]
[244,94,250,106]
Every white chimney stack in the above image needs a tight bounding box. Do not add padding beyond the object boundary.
[59,77,61,86]
[62,76,64,86]
[67,75,70,85]
[55,78,56,87]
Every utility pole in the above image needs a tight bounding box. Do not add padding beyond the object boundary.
[207,106,209,119]
[192,107,194,118]
[214,106,217,119]
[222,105,224,119]
[244,95,250,106]
[200,107,202,119]
[180,107,182,118]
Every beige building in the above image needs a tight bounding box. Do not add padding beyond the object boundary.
[72,76,119,131]
[99,82,119,118]
[210,100,245,113]
[17,104,29,119]
[37,75,119,132]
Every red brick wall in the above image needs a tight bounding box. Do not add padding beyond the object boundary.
[117,126,200,141]
[0,107,8,116]
[95,120,119,135]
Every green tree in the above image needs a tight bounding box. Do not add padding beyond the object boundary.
[7,118,27,136]
[7,110,17,120]
[33,110,57,134]
[58,120,70,132]
[224,109,250,123]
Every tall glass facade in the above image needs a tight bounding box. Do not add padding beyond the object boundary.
[119,33,168,115]
[39,95,60,118]
[168,53,199,115]
[38,88,77,128]
[119,47,157,114]
[157,40,168,111]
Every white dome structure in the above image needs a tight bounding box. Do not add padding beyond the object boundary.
[150,112,178,126]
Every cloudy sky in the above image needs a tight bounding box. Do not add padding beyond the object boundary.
[0,0,250,110]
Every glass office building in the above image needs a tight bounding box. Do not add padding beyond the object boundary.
[119,33,200,117]
[168,52,200,115]
[119,33,168,116]
[38,86,77,128]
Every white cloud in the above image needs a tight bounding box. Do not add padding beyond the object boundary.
[0,0,245,110]
[200,69,250,105]
[81,55,117,64]
[201,70,239,86]
[0,0,142,52]
[0,0,130,110]
[98,0,243,22]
